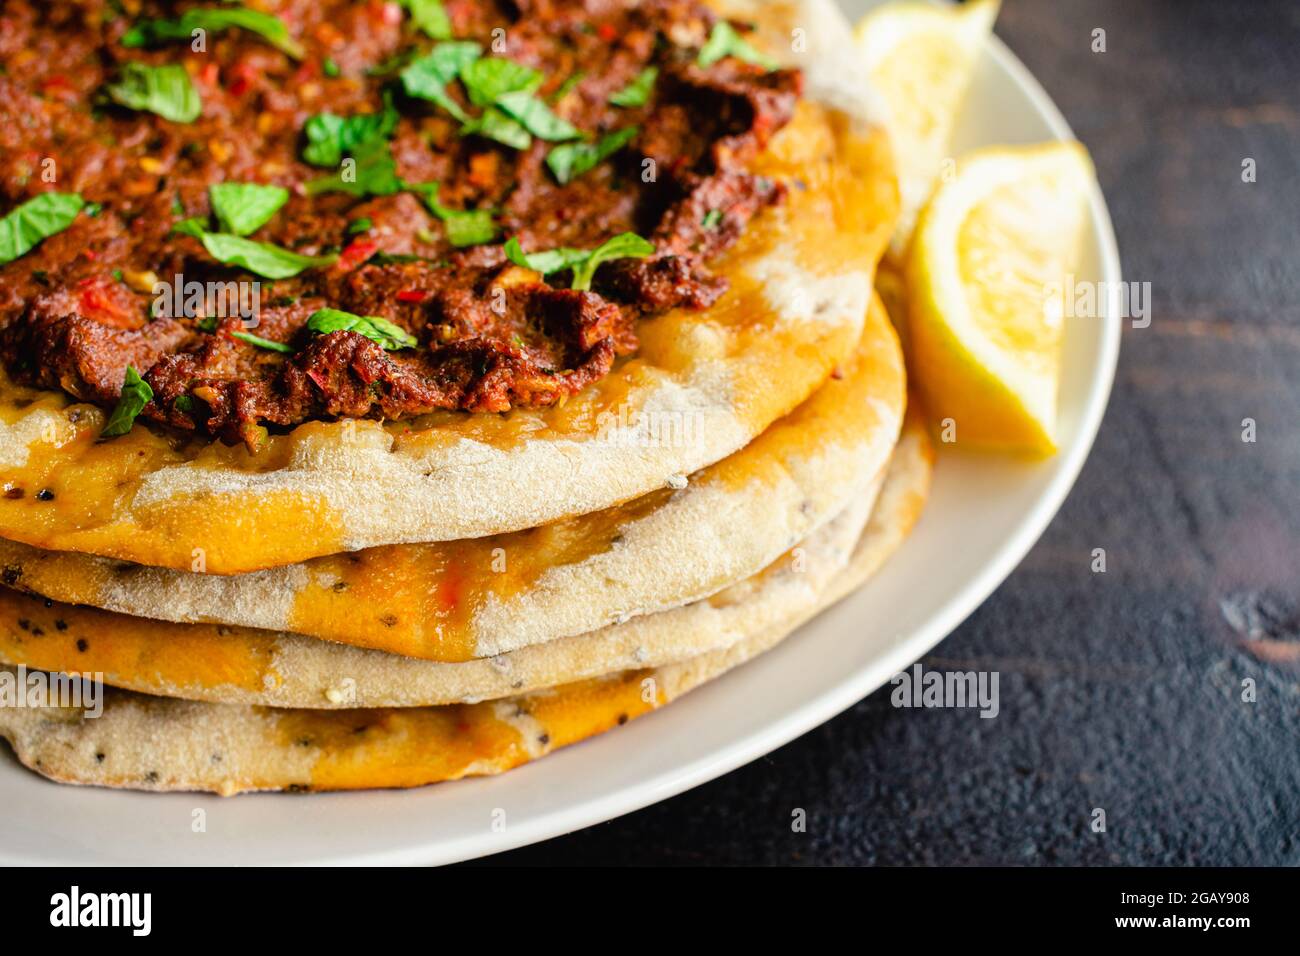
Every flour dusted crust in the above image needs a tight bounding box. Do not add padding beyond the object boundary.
[0,0,897,575]
[0,468,875,709]
[0,410,930,794]
[0,296,904,661]
[0,410,925,710]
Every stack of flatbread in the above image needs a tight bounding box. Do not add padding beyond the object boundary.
[0,0,930,795]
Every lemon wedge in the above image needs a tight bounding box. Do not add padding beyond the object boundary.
[854,0,1000,259]
[906,142,1095,454]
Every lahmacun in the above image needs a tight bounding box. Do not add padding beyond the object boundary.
[0,0,936,798]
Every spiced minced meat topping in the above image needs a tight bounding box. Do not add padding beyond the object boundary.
[0,0,802,450]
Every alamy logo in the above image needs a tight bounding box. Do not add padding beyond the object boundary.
[1043,273,1151,328]
[0,665,102,718]
[49,886,151,936]
[890,663,1000,718]
[152,273,261,326]
[593,405,706,449]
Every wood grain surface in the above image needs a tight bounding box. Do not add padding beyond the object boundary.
[483,0,1300,866]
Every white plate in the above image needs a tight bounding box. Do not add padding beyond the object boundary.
[0,2,1120,866]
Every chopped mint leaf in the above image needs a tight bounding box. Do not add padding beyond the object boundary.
[460,107,532,150]
[398,0,452,40]
[545,127,637,185]
[173,219,337,279]
[697,21,778,71]
[504,231,654,290]
[209,182,289,236]
[609,67,657,108]
[458,57,542,107]
[302,101,398,167]
[122,6,304,58]
[399,41,482,122]
[306,308,418,350]
[304,138,403,197]
[107,62,201,123]
[504,236,593,277]
[0,192,84,265]
[569,232,655,290]
[495,90,581,141]
[407,182,496,247]
[231,330,295,353]
[100,365,153,437]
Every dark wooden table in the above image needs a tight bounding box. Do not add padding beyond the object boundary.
[483,0,1300,865]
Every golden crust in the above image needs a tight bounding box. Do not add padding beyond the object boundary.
[0,407,928,709]
[0,411,931,793]
[0,477,876,709]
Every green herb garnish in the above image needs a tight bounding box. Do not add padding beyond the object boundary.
[122,6,304,58]
[209,182,289,236]
[459,57,542,107]
[407,182,496,247]
[231,330,295,353]
[609,67,657,108]
[545,127,638,185]
[503,238,591,277]
[702,209,724,230]
[504,232,654,291]
[100,366,153,438]
[439,209,495,247]
[504,239,592,277]
[452,57,557,150]
[300,98,404,199]
[306,308,418,350]
[346,217,373,235]
[494,90,581,141]
[459,108,532,150]
[302,101,399,167]
[107,62,202,123]
[697,21,778,71]
[0,192,84,265]
[403,50,586,151]
[399,41,482,122]
[398,0,452,40]
[304,139,403,197]
[322,58,341,78]
[173,218,337,279]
